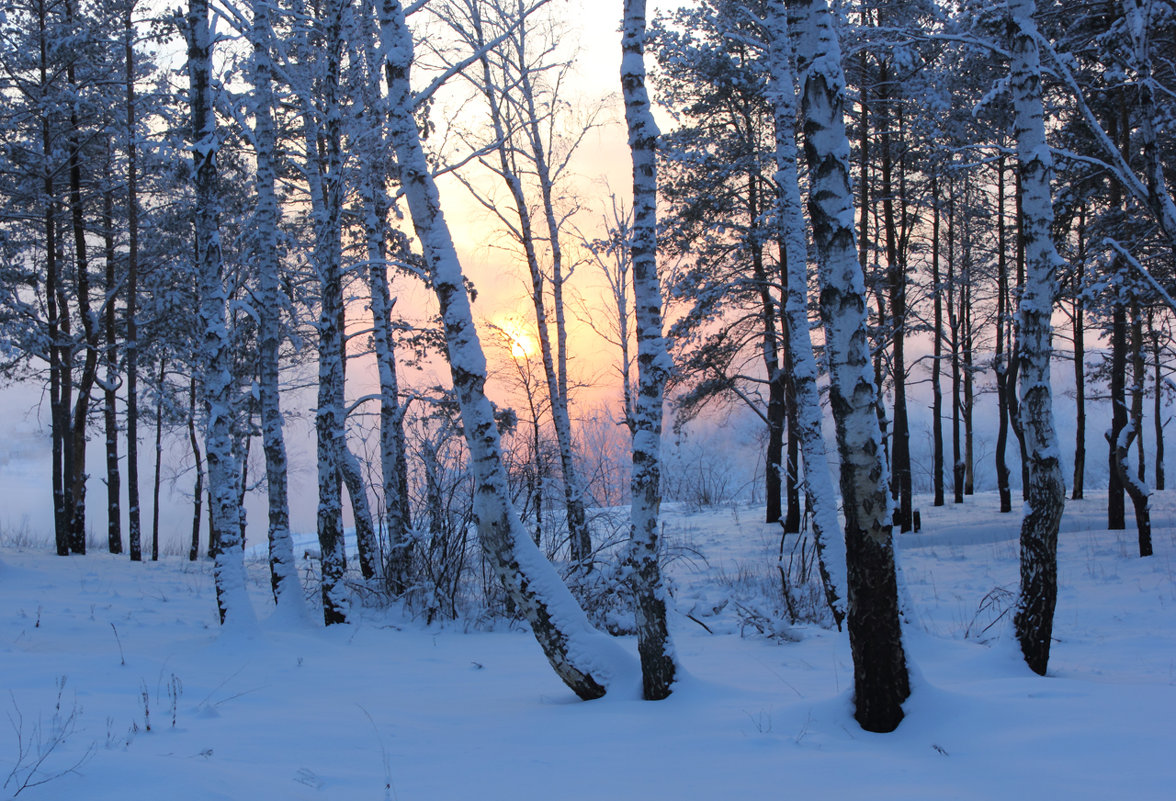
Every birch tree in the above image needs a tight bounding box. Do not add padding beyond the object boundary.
[355,0,413,593]
[187,0,255,626]
[764,0,845,627]
[378,0,634,699]
[247,0,303,612]
[787,0,909,732]
[622,0,676,701]
[1006,0,1065,676]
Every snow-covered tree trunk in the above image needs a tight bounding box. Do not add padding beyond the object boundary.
[378,0,633,699]
[765,0,845,628]
[187,0,255,628]
[622,0,676,701]
[249,0,302,613]
[342,445,380,580]
[357,0,413,593]
[300,0,350,625]
[788,0,908,732]
[1006,0,1066,676]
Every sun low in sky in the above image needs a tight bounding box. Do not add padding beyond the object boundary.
[489,314,539,362]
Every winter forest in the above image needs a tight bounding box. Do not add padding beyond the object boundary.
[1,0,1174,797]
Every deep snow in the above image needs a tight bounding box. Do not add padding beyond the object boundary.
[2,491,1174,800]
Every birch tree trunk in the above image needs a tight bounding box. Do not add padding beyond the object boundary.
[342,445,381,580]
[765,0,845,628]
[788,0,909,732]
[249,0,303,612]
[357,0,413,591]
[188,0,255,627]
[1006,0,1066,676]
[297,0,350,625]
[378,0,634,699]
[622,0,676,701]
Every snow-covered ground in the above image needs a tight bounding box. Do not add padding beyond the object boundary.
[2,491,1173,800]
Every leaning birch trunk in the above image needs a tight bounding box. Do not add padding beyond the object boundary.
[788,0,908,732]
[187,0,255,627]
[378,0,634,699]
[622,0,676,701]
[1006,0,1066,677]
[764,0,845,629]
[342,445,381,580]
[249,0,303,614]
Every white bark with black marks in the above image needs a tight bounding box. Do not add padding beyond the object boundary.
[622,0,676,701]
[187,0,256,628]
[788,0,908,732]
[764,0,845,628]
[248,0,303,616]
[1006,0,1065,676]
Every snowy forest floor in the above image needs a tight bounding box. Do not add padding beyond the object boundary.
[2,491,1174,800]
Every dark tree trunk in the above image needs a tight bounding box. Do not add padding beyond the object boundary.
[995,155,1013,513]
[963,280,975,497]
[124,2,143,564]
[39,3,68,557]
[67,79,98,556]
[753,217,785,525]
[782,324,802,534]
[1118,303,1153,557]
[187,377,203,562]
[102,188,122,554]
[1150,311,1165,491]
[1109,302,1128,531]
[1071,207,1086,500]
[931,177,944,508]
[879,75,911,532]
[946,184,964,504]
